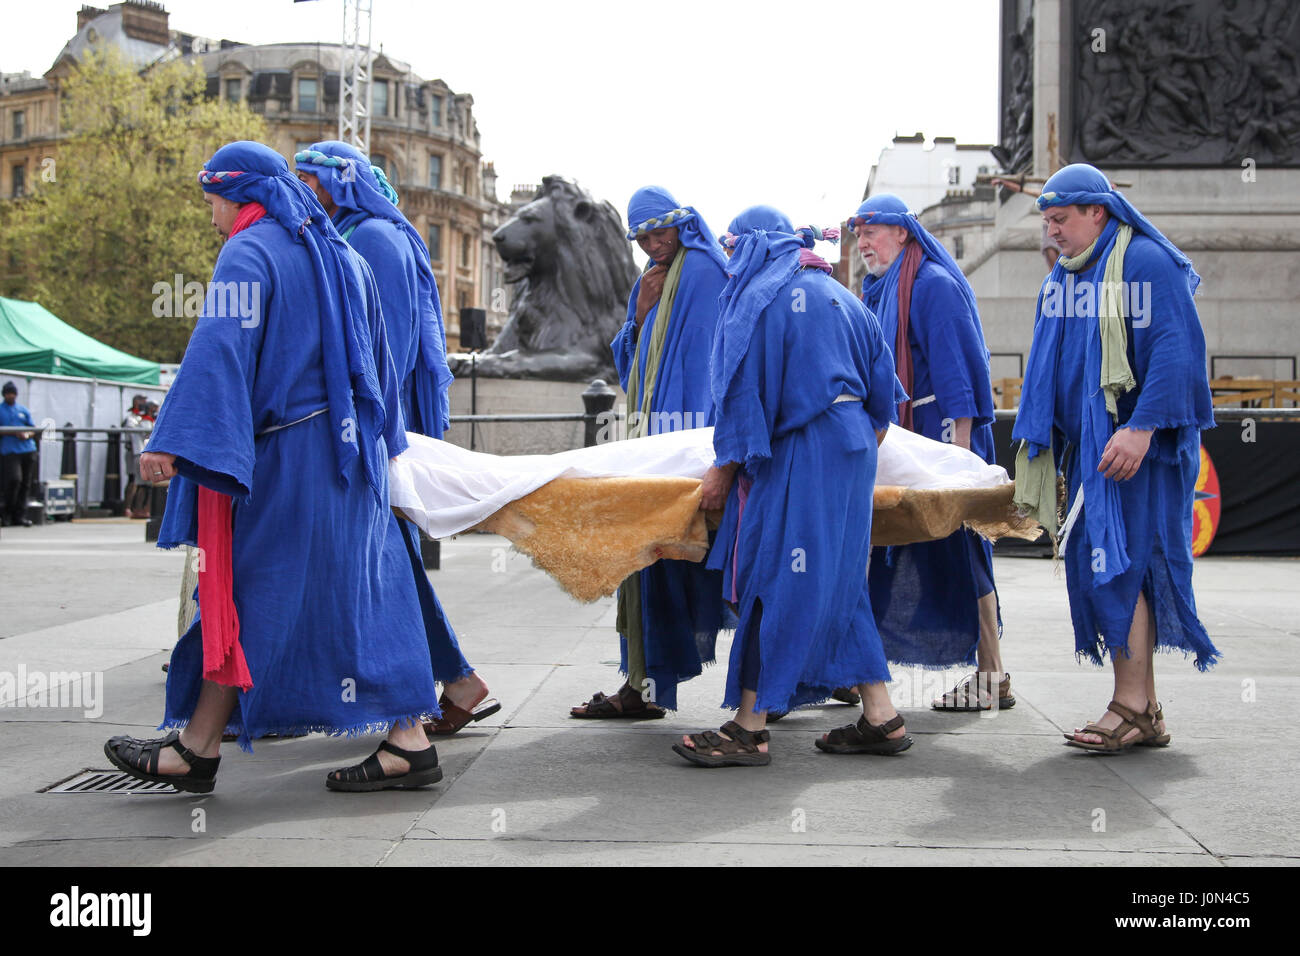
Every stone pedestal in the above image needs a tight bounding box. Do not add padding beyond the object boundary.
[969,0,1300,381]
[443,377,628,456]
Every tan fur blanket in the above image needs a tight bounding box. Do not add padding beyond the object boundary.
[467,476,1039,603]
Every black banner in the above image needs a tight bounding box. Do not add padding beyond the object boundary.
[991,418,1300,556]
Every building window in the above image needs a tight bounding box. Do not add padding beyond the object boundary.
[13,110,25,140]
[953,234,965,260]
[427,224,442,262]
[11,163,26,198]
[428,154,442,190]
[224,79,241,103]
[947,165,961,185]
[430,94,442,127]
[461,233,471,268]
[462,167,473,196]
[298,77,318,112]
[371,79,388,118]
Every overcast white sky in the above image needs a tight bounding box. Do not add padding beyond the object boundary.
[2,0,1002,231]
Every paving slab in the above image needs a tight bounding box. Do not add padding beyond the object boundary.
[1,524,1296,867]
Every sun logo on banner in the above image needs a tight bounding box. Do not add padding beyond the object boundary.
[1191,443,1220,557]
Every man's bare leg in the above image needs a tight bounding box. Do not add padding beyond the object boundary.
[859,681,908,738]
[975,591,1002,676]
[442,671,490,711]
[154,680,238,774]
[933,591,1004,707]
[1072,593,1155,745]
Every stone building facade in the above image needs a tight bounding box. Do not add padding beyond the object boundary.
[0,1,510,350]
[837,133,997,302]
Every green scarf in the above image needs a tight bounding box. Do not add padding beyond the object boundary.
[616,248,688,692]
[1013,223,1136,543]
[625,249,686,439]
[1057,223,1137,418]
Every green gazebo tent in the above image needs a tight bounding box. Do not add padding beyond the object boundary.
[0,296,159,385]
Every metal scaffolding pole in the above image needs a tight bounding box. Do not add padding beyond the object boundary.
[338,0,373,152]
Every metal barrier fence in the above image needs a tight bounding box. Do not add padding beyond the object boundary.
[6,385,1298,539]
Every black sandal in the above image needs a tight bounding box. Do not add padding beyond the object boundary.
[103,730,221,793]
[831,687,862,706]
[815,714,913,755]
[325,740,443,792]
[672,720,771,767]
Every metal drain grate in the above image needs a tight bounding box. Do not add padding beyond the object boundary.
[41,769,178,794]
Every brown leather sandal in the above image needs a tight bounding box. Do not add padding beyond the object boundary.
[1136,700,1171,747]
[672,720,771,767]
[570,685,666,720]
[424,693,502,736]
[815,714,913,754]
[1064,700,1157,753]
[932,672,1016,712]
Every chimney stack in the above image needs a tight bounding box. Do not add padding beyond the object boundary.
[120,1,170,46]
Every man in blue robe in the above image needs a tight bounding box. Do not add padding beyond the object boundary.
[851,194,1010,712]
[1015,163,1220,751]
[103,142,442,792]
[571,186,728,718]
[674,207,910,767]
[294,141,498,736]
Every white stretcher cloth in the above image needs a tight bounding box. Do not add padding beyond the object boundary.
[389,424,1012,541]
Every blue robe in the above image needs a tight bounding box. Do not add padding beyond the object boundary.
[708,266,898,712]
[341,211,471,685]
[863,259,999,668]
[608,249,727,710]
[153,217,440,747]
[1029,230,1219,667]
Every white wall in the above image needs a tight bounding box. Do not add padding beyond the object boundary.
[0,369,168,506]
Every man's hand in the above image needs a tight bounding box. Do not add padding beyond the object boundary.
[1097,427,1153,481]
[634,264,669,326]
[699,462,738,511]
[139,451,178,483]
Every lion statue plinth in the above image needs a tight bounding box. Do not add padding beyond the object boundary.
[449,175,637,380]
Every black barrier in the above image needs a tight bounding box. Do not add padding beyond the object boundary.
[103,428,122,507]
[59,422,77,478]
[991,412,1300,557]
[582,379,617,448]
[1201,420,1300,555]
[144,479,166,543]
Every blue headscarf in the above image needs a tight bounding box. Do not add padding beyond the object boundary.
[1037,163,1201,295]
[720,206,838,253]
[709,208,807,464]
[198,141,387,500]
[295,140,453,436]
[626,186,728,272]
[727,204,792,236]
[848,193,981,324]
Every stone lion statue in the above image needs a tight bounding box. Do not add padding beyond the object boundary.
[451,175,637,380]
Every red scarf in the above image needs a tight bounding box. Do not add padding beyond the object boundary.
[798,248,833,273]
[195,201,266,690]
[894,239,923,431]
